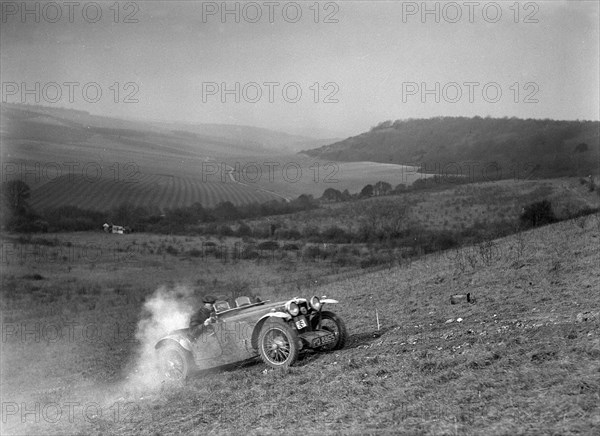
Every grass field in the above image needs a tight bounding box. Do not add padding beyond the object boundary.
[1,213,599,435]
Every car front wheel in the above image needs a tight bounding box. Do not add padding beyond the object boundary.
[312,311,348,351]
[258,318,300,368]
[158,343,192,381]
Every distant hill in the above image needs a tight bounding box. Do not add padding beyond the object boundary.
[1,103,330,157]
[303,117,600,179]
[1,103,335,210]
[153,121,339,154]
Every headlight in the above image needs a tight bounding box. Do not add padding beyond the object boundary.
[285,301,300,316]
[310,296,321,310]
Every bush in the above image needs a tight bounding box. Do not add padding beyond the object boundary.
[188,248,203,257]
[302,225,321,241]
[165,245,179,255]
[432,230,460,251]
[276,228,302,240]
[22,236,61,246]
[241,247,259,260]
[258,240,280,251]
[218,225,234,237]
[302,245,326,261]
[321,226,352,243]
[519,200,556,228]
[333,253,357,267]
[236,222,252,237]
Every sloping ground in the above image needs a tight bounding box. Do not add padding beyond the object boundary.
[1,215,599,435]
[249,177,600,237]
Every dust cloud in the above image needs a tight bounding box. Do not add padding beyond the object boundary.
[122,285,195,392]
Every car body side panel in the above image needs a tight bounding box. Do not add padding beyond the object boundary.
[218,318,258,362]
[189,319,259,369]
[192,326,224,369]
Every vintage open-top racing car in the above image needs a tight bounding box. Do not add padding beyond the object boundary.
[155,295,347,379]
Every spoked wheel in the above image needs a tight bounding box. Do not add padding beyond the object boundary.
[312,311,348,351]
[158,344,192,381]
[258,319,299,368]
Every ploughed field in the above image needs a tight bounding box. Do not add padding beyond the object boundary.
[14,157,430,210]
[1,215,599,435]
[28,173,283,210]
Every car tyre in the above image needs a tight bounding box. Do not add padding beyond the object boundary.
[258,318,300,368]
[158,343,192,381]
[312,311,348,351]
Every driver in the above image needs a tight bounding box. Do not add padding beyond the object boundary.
[189,294,217,338]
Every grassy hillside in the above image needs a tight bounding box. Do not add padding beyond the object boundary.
[243,177,600,245]
[1,214,598,435]
[304,117,600,179]
[1,104,319,209]
[1,104,436,210]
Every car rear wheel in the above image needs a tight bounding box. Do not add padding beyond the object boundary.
[158,344,192,381]
[258,318,300,368]
[312,311,348,351]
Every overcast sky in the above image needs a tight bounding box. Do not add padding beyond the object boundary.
[1,1,598,138]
